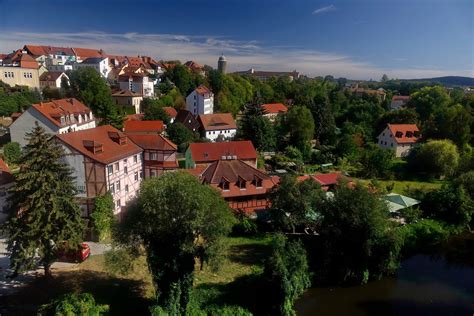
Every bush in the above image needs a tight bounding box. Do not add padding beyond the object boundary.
[38,293,109,316]
[398,219,450,255]
[232,211,258,236]
[3,142,21,165]
[91,193,115,241]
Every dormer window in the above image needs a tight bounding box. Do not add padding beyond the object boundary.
[220,177,230,191]
[60,116,65,125]
[395,131,403,138]
[237,177,246,190]
[406,131,413,138]
[254,176,263,188]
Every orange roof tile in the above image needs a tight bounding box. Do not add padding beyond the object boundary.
[194,85,212,95]
[31,98,93,128]
[126,114,144,121]
[189,141,257,163]
[197,113,236,131]
[56,125,142,165]
[163,107,177,118]
[387,124,421,144]
[127,134,177,151]
[72,47,105,59]
[261,103,288,114]
[124,120,164,133]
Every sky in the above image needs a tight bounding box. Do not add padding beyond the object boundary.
[0,0,472,79]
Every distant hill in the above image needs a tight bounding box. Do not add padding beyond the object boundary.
[402,76,474,87]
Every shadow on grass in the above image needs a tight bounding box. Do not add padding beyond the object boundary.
[227,243,271,266]
[0,270,153,316]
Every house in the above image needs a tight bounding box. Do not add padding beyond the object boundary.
[118,72,154,97]
[39,71,69,89]
[123,120,164,135]
[377,124,421,157]
[184,61,205,76]
[348,84,387,101]
[56,125,143,216]
[0,50,40,89]
[10,98,96,147]
[0,158,15,222]
[112,90,143,114]
[197,113,237,142]
[175,110,200,133]
[163,107,177,123]
[297,172,352,191]
[73,57,111,79]
[185,140,257,169]
[125,113,144,121]
[186,85,214,115]
[47,62,74,72]
[127,134,178,178]
[196,158,278,214]
[234,68,301,81]
[71,47,106,63]
[23,45,76,66]
[390,96,411,110]
[261,103,288,121]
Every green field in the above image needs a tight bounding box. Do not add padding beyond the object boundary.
[358,179,443,194]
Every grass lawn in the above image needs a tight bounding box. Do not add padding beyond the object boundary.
[358,179,443,194]
[1,235,272,315]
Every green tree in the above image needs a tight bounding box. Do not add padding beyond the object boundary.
[410,86,450,121]
[359,144,395,178]
[142,99,171,124]
[262,235,311,316]
[376,108,419,135]
[3,141,21,165]
[238,103,276,151]
[281,106,315,154]
[42,86,63,100]
[68,68,123,128]
[38,293,109,316]
[5,124,84,277]
[269,176,324,233]
[426,104,472,147]
[414,139,459,178]
[116,172,234,315]
[167,122,197,152]
[91,193,116,242]
[318,182,402,284]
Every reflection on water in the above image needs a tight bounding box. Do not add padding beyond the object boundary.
[295,233,474,316]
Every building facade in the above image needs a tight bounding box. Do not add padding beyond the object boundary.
[118,73,154,97]
[186,85,214,115]
[73,57,111,79]
[39,71,69,89]
[197,113,237,142]
[377,124,421,157]
[112,90,143,114]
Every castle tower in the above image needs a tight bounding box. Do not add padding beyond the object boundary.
[217,54,227,74]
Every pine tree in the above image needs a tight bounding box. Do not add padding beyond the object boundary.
[5,124,84,277]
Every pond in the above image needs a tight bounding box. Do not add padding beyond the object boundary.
[295,233,474,316]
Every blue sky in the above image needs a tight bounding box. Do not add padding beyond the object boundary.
[0,0,472,79]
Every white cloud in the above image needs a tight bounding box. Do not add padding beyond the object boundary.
[312,5,336,15]
[0,31,471,80]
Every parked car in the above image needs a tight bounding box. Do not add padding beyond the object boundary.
[56,242,91,263]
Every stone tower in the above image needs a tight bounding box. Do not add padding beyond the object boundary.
[217,54,227,74]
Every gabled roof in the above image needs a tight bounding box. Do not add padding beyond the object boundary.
[384,193,420,213]
[112,90,142,97]
[163,107,177,118]
[386,124,421,144]
[313,173,346,186]
[197,113,236,131]
[261,103,288,114]
[193,85,212,96]
[39,71,67,82]
[124,120,164,133]
[127,134,177,151]
[23,45,75,57]
[72,47,105,59]
[30,98,92,128]
[175,110,200,131]
[189,141,257,163]
[81,57,107,64]
[126,114,144,121]
[0,158,15,186]
[184,60,204,70]
[3,50,39,68]
[56,125,142,165]
[391,95,411,102]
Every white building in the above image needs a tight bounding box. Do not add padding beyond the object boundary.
[10,98,96,147]
[377,124,421,157]
[73,57,111,79]
[112,90,143,114]
[197,113,237,142]
[39,71,69,89]
[186,85,214,115]
[118,73,154,98]
[56,125,143,216]
[47,62,74,72]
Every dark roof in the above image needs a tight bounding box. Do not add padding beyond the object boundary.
[81,57,107,64]
[175,110,200,131]
[127,134,177,151]
[197,113,237,131]
[39,71,66,82]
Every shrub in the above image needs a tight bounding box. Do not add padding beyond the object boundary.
[3,142,21,165]
[398,219,450,254]
[38,293,109,316]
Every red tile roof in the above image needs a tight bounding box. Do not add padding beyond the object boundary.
[387,124,421,144]
[391,96,411,101]
[199,159,276,198]
[31,98,93,128]
[4,50,39,69]
[56,125,142,165]
[297,172,351,189]
[197,113,236,131]
[112,90,142,97]
[24,45,75,57]
[72,47,105,59]
[184,60,204,70]
[124,120,164,133]
[188,141,257,163]
[39,71,66,82]
[194,85,211,95]
[126,114,144,121]
[261,103,288,114]
[163,107,177,118]
[127,134,177,151]
[0,158,15,186]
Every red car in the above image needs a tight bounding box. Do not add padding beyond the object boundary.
[56,243,91,263]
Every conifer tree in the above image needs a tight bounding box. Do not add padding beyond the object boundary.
[5,124,84,277]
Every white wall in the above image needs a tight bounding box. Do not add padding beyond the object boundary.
[205,128,236,142]
[376,126,414,157]
[186,90,214,115]
[10,108,59,147]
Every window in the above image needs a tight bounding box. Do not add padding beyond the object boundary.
[124,166,128,174]
[125,184,129,193]
[220,178,230,191]
[150,169,157,177]
[107,165,113,175]
[150,153,157,160]
[255,177,263,188]
[109,183,115,194]
[115,162,119,171]
[116,181,121,191]
[133,155,138,163]
[123,159,128,165]
[134,172,139,181]
[237,178,246,190]
[116,199,121,209]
